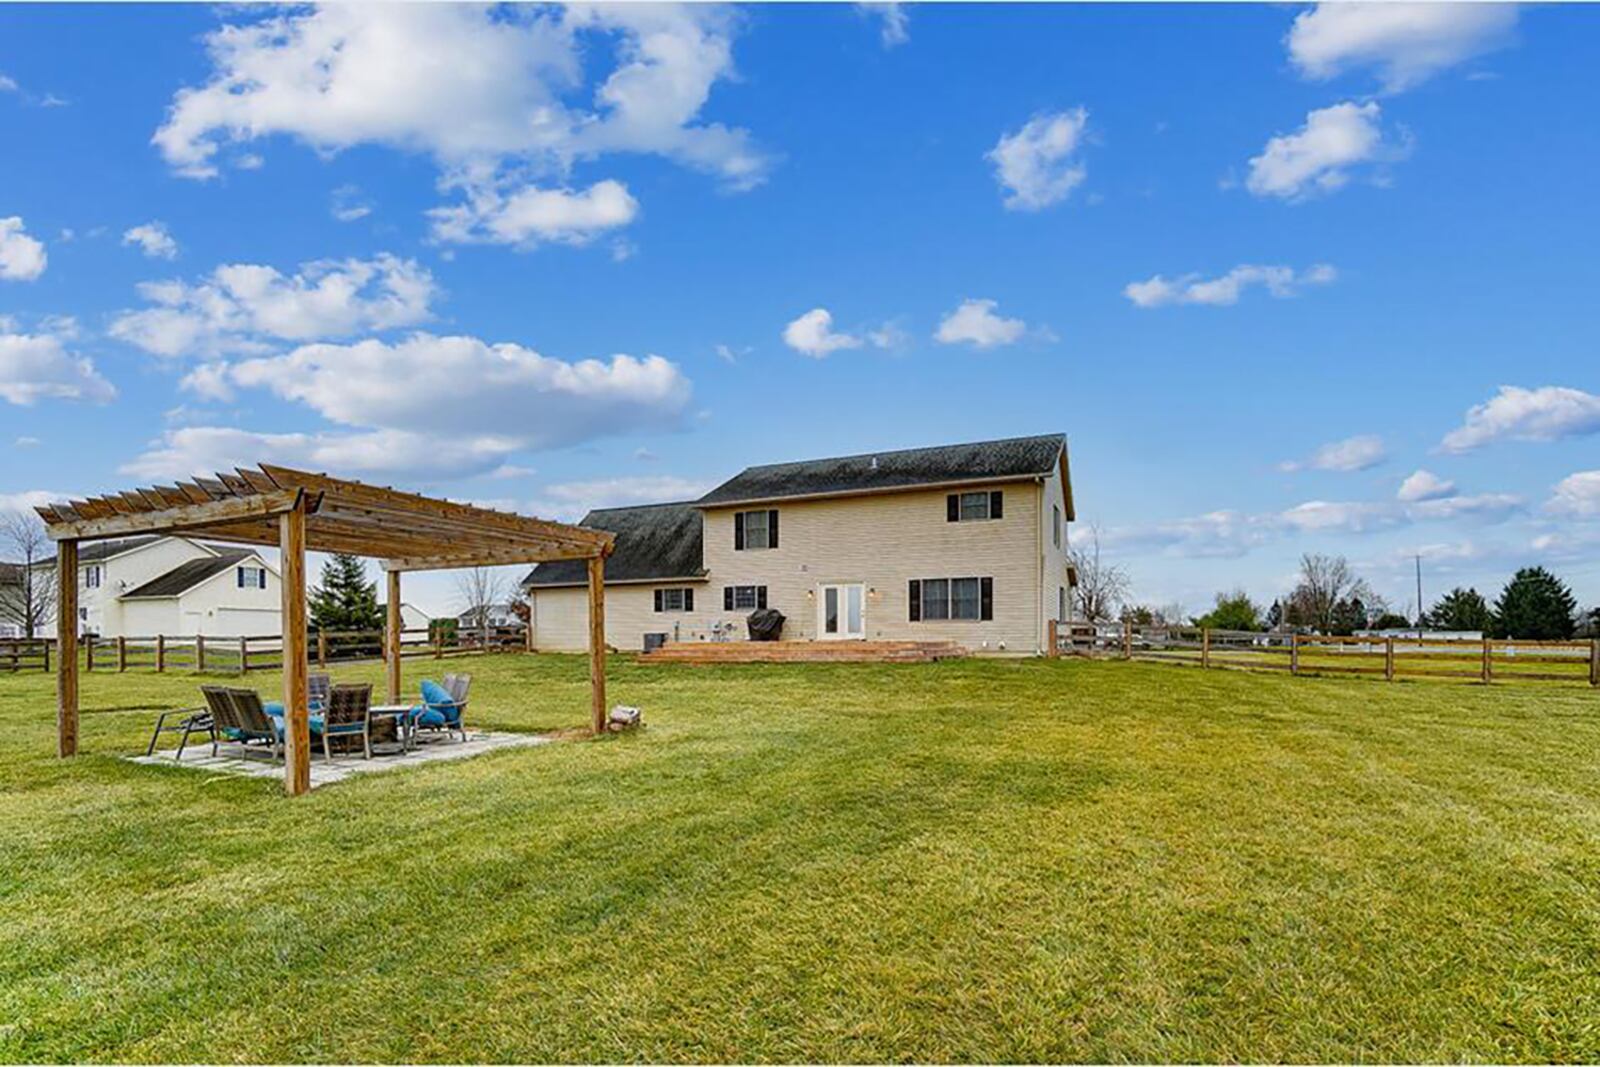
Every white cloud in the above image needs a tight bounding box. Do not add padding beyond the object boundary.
[152,4,769,241]
[0,74,17,94]
[857,3,910,47]
[330,185,372,222]
[533,475,716,521]
[428,179,640,248]
[934,298,1027,350]
[178,332,696,480]
[121,426,526,482]
[178,362,235,403]
[1547,470,1600,518]
[1246,102,1399,200]
[109,253,437,359]
[783,308,862,358]
[1397,469,1456,502]
[1280,434,1387,474]
[0,330,116,406]
[1103,509,1277,559]
[0,216,47,281]
[987,108,1090,211]
[1288,3,1518,93]
[122,221,179,260]
[0,489,66,518]
[1407,492,1521,522]
[15,436,40,448]
[1279,499,1398,534]
[1439,385,1600,453]
[1125,263,1336,308]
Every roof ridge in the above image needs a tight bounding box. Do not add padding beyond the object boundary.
[725,432,1064,474]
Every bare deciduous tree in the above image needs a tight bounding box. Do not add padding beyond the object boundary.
[1287,553,1376,633]
[0,510,57,639]
[454,566,511,642]
[1067,524,1130,623]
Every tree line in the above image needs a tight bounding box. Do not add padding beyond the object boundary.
[1070,530,1593,641]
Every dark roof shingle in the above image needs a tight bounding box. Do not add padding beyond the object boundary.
[695,433,1066,507]
[121,550,255,599]
[522,502,704,588]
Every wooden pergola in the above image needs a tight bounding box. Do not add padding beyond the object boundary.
[36,464,614,796]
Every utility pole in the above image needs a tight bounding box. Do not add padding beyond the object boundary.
[1415,554,1424,627]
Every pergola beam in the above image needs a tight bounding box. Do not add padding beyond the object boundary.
[40,489,314,543]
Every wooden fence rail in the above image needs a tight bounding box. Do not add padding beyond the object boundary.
[1,624,530,676]
[1048,620,1599,688]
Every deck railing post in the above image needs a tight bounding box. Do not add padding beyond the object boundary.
[1385,636,1395,682]
[117,635,127,673]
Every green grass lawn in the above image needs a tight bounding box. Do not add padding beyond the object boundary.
[4,654,1600,1062]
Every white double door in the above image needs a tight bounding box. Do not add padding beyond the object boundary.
[818,583,865,640]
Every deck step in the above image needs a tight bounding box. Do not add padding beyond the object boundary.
[640,639,969,664]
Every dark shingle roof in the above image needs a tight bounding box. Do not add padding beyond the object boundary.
[37,535,163,567]
[522,503,704,588]
[121,550,254,599]
[696,433,1066,507]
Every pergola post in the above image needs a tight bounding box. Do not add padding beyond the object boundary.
[386,570,402,705]
[56,539,78,758]
[280,502,311,796]
[588,553,607,734]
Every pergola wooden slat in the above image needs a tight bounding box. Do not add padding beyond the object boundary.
[37,464,615,796]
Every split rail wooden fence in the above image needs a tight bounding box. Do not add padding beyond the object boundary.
[1049,621,1600,687]
[0,624,528,675]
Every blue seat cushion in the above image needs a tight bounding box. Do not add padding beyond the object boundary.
[416,679,460,726]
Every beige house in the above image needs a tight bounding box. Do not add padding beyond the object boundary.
[36,535,281,638]
[524,434,1076,656]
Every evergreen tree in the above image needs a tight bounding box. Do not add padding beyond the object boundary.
[1329,596,1366,636]
[309,553,382,636]
[1427,587,1493,633]
[1266,599,1284,631]
[1493,567,1577,640]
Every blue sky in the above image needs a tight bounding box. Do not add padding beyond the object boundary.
[2,2,1597,618]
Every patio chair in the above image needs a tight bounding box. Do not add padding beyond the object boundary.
[219,687,285,763]
[316,683,373,760]
[411,675,469,743]
[146,703,213,758]
[308,672,332,712]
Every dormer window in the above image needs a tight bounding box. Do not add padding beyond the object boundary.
[236,565,266,589]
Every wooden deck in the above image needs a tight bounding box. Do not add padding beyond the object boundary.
[640,639,969,664]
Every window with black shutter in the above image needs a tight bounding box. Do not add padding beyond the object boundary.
[949,490,1003,522]
[724,586,734,610]
[756,585,767,609]
[734,512,745,550]
[908,576,993,622]
[654,589,664,612]
[989,490,1003,519]
[947,494,960,522]
[735,509,776,550]
[684,588,694,612]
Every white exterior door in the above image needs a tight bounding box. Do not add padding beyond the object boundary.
[818,583,865,640]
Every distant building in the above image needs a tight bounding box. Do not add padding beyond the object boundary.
[456,602,522,630]
[21,535,281,638]
[378,601,434,633]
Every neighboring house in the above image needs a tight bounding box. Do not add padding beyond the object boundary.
[524,433,1076,656]
[456,602,522,631]
[0,564,24,638]
[31,535,282,638]
[378,602,434,633]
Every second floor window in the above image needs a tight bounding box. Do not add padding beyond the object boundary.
[947,490,1003,522]
[735,509,778,550]
[237,565,266,589]
[84,565,102,589]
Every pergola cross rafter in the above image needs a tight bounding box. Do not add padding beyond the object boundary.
[37,464,614,796]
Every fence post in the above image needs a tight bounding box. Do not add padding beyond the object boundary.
[1201,628,1211,669]
[195,634,205,672]
[1385,636,1395,682]
[1122,619,1132,660]
[84,634,94,672]
[317,631,327,668]
[1290,633,1300,676]
[1591,639,1599,687]
[43,638,51,673]
[1481,636,1492,684]
[239,636,248,674]
[434,631,443,659]
[117,636,127,673]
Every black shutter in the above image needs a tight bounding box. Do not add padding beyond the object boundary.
[734,512,745,550]
[980,577,994,621]
[724,586,734,610]
[947,494,959,522]
[654,589,663,613]
[990,490,1003,519]
[684,588,694,612]
[756,586,767,609]
[768,509,778,548]
[908,579,921,622]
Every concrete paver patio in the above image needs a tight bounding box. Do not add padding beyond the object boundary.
[128,730,550,787]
